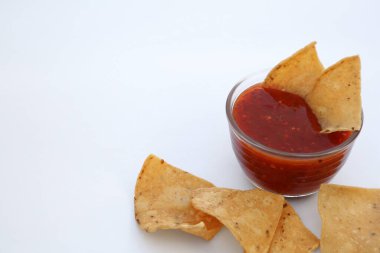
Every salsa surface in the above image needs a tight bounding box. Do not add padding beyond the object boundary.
[233,84,351,153]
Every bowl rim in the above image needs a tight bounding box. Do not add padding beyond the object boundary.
[225,71,363,159]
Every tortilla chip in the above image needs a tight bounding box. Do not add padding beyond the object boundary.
[306,56,361,132]
[269,202,319,253]
[134,154,222,240]
[264,42,324,98]
[318,184,380,253]
[192,188,284,253]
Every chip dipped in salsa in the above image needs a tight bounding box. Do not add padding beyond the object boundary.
[226,43,362,196]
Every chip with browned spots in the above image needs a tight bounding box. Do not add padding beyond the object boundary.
[134,154,222,240]
[264,42,324,98]
[306,56,362,132]
[269,202,319,253]
[318,184,380,253]
[192,188,284,253]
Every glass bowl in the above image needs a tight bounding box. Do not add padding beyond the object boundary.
[226,70,362,197]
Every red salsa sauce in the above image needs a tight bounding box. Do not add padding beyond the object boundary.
[233,84,351,153]
[230,84,353,196]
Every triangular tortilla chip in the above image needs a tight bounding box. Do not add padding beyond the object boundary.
[192,188,284,253]
[134,154,222,240]
[318,184,380,253]
[306,56,361,132]
[269,202,319,253]
[264,42,324,98]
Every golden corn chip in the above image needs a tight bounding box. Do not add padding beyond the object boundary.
[269,202,319,253]
[306,56,362,132]
[134,154,222,240]
[264,42,324,98]
[318,184,380,253]
[192,188,284,253]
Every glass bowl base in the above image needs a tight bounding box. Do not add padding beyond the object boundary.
[244,175,319,198]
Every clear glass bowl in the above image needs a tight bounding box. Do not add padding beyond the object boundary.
[226,70,362,197]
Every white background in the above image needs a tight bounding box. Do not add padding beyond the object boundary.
[1,1,379,252]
